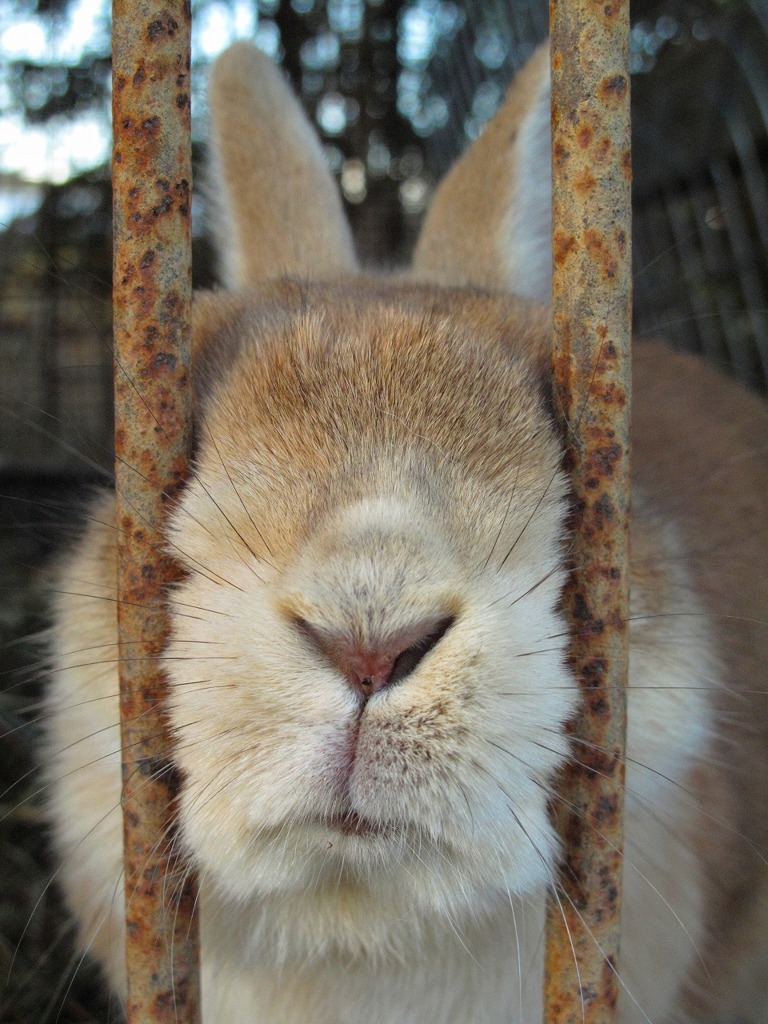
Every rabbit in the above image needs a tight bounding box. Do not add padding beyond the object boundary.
[42,39,768,1024]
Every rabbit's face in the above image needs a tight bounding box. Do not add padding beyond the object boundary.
[162,287,578,926]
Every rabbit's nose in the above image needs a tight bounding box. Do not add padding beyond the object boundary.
[294,615,455,700]
[340,616,455,699]
[343,648,400,699]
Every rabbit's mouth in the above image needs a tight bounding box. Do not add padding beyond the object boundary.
[324,809,392,839]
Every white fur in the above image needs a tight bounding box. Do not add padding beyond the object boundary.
[504,73,553,302]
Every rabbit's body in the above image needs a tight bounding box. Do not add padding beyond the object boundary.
[44,43,768,1024]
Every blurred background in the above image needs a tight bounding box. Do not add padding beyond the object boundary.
[0,0,767,1020]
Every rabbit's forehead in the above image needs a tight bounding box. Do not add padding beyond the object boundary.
[203,295,556,464]
[179,290,565,567]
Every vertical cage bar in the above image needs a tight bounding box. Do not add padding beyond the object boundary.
[112,2,200,1022]
[544,1,632,1022]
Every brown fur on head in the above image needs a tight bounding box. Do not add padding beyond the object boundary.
[43,38,768,1024]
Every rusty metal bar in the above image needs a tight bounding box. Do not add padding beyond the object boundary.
[544,2,632,1022]
[112,2,200,1022]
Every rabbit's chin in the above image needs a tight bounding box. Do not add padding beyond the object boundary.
[185,793,561,899]
[185,794,561,966]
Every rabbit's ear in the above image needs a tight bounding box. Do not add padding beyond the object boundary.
[207,42,357,288]
[412,43,551,303]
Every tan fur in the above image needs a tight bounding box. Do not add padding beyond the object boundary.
[207,43,356,287]
[413,43,552,300]
[44,40,768,1024]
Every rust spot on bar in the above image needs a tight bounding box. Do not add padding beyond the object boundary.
[553,140,570,165]
[147,14,180,41]
[574,166,597,195]
[600,74,627,101]
[545,1,631,1022]
[584,227,619,279]
[554,230,578,266]
[113,1,199,1022]
[577,124,594,149]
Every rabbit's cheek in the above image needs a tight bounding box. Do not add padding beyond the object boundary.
[354,697,464,787]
